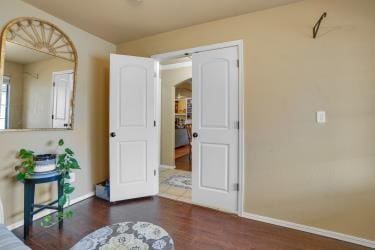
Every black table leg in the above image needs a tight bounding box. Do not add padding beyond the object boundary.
[24,181,34,240]
[58,177,63,229]
[29,183,35,226]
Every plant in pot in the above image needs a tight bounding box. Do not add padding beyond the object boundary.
[15,139,80,227]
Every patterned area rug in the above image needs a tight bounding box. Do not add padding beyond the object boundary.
[163,175,191,189]
[72,222,174,250]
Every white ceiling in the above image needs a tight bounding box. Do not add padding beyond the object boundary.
[22,0,302,44]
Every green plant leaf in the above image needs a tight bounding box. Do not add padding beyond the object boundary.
[58,194,67,206]
[65,210,74,219]
[69,158,80,169]
[64,186,75,194]
[44,215,52,223]
[16,172,26,181]
[58,139,64,146]
[58,153,66,161]
[65,148,74,155]
[20,151,34,159]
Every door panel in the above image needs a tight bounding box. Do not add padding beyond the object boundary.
[52,71,73,128]
[200,59,229,128]
[192,46,239,213]
[119,141,147,184]
[200,143,229,192]
[120,66,147,127]
[110,54,158,202]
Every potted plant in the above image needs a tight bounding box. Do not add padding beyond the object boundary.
[15,139,80,226]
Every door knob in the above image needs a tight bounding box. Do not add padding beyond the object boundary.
[110,132,116,137]
[193,132,198,138]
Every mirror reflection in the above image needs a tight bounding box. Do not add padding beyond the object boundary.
[1,41,75,130]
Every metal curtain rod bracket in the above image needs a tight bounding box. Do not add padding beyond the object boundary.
[313,12,327,39]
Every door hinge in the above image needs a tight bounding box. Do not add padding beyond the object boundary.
[52,114,54,120]
[233,183,240,191]
[53,82,55,87]
[236,59,239,68]
[154,169,157,176]
[154,120,156,127]
[235,121,240,129]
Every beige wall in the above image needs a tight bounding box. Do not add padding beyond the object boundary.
[22,58,74,128]
[4,61,24,129]
[160,67,192,166]
[0,0,115,225]
[118,0,375,240]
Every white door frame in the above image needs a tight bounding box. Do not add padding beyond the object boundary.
[152,40,245,216]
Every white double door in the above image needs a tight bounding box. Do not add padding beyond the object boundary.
[110,47,239,213]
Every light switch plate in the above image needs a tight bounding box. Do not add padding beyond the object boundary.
[316,111,326,124]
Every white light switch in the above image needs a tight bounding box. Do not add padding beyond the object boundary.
[316,111,326,124]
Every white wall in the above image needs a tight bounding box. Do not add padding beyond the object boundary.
[22,58,74,128]
[0,0,115,225]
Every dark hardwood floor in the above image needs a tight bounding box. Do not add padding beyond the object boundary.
[13,197,368,250]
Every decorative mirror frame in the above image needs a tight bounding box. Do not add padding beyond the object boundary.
[0,17,78,132]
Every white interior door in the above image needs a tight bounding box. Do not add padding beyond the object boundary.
[192,46,239,213]
[110,54,158,202]
[52,71,73,128]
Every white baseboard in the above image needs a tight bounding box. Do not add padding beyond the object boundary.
[242,212,375,248]
[159,165,176,169]
[6,192,95,231]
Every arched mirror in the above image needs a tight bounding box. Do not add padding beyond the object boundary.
[0,17,77,131]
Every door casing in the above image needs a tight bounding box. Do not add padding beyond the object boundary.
[152,40,245,216]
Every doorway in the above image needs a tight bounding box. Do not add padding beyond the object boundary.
[109,40,244,214]
[158,57,193,203]
[153,41,244,214]
[51,70,74,129]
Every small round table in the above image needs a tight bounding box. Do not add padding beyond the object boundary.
[23,170,63,239]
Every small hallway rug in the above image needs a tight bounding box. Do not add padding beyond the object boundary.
[159,168,191,203]
[71,221,174,250]
[163,174,191,189]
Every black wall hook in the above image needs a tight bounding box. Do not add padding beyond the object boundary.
[313,12,327,39]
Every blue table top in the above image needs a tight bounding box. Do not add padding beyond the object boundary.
[25,170,61,180]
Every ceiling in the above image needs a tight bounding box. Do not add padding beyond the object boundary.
[22,0,301,44]
[5,42,54,64]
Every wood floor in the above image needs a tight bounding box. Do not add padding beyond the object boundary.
[175,155,191,171]
[12,197,367,250]
[174,145,192,171]
[175,145,190,159]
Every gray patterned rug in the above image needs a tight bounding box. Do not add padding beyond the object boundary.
[72,222,174,250]
[163,175,191,189]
